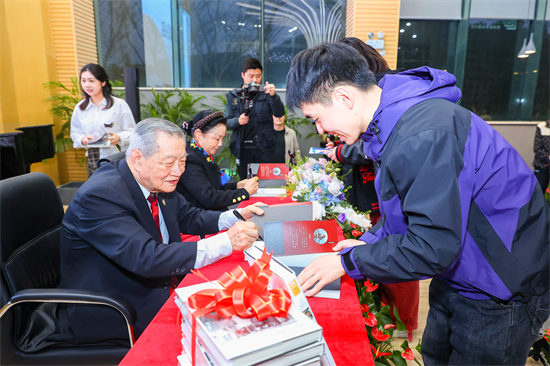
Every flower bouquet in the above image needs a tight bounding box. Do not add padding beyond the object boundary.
[285,157,421,365]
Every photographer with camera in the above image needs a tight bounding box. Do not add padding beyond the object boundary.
[225,58,285,179]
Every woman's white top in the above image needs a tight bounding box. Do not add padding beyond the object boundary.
[70,96,136,158]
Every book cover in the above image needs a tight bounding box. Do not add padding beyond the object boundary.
[175,283,322,366]
[250,163,289,180]
[263,220,339,256]
[252,203,313,239]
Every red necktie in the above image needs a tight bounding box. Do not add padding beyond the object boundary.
[148,194,178,294]
[147,194,163,242]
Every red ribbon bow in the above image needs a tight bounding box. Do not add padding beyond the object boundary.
[186,248,292,365]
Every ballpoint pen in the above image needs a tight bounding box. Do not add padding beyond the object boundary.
[233,209,264,241]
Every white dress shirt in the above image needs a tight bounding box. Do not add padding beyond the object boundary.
[136,180,239,269]
[71,96,136,159]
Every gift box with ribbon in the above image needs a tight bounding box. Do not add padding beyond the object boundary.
[174,248,323,366]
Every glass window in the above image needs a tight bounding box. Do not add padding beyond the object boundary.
[96,0,146,87]
[461,19,548,121]
[396,20,459,72]
[96,0,346,89]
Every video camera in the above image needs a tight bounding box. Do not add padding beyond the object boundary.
[234,82,265,116]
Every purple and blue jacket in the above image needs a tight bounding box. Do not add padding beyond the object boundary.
[340,67,549,302]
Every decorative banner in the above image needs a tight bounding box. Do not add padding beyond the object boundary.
[186,248,292,366]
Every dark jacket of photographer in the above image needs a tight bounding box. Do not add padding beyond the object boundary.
[225,88,285,158]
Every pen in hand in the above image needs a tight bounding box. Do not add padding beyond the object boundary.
[233,209,264,241]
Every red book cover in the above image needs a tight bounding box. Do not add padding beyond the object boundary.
[257,164,289,180]
[264,220,339,256]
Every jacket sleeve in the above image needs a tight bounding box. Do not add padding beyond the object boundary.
[335,140,371,165]
[68,184,199,279]
[179,155,249,210]
[225,92,241,131]
[268,93,285,118]
[340,129,463,283]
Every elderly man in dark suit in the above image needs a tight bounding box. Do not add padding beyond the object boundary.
[55,118,263,345]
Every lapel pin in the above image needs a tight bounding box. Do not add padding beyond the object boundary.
[162,199,166,206]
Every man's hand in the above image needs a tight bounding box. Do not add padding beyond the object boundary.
[264,82,276,96]
[107,132,120,145]
[238,113,249,125]
[332,239,366,251]
[297,253,345,297]
[81,135,95,146]
[240,202,266,220]
[226,221,259,251]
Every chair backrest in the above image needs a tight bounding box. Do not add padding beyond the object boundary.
[0,172,64,340]
[98,151,126,168]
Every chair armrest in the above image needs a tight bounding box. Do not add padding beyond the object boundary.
[0,288,137,346]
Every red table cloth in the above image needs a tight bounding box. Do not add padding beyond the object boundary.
[119,196,374,366]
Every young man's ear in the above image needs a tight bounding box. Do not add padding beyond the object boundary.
[333,87,354,110]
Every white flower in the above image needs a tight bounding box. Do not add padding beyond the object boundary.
[312,171,323,184]
[328,180,342,196]
[296,182,310,194]
[312,201,326,220]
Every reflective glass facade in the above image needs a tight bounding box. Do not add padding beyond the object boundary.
[96,0,345,89]
[95,0,548,121]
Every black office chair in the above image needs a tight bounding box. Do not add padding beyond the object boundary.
[0,172,137,365]
[98,151,126,168]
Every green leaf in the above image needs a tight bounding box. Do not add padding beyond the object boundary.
[392,304,407,331]
[399,340,409,350]
[414,339,422,353]
[391,351,408,366]
[374,359,390,366]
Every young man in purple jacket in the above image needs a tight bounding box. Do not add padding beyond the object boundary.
[288,43,549,365]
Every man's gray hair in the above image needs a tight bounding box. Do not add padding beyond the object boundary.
[126,118,186,159]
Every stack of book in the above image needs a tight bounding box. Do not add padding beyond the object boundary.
[175,281,325,366]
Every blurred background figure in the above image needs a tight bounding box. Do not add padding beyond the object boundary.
[533,119,550,195]
[258,114,301,166]
[70,63,135,177]
[178,110,258,211]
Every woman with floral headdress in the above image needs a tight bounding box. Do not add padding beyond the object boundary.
[177,110,258,211]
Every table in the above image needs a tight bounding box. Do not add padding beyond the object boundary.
[120,196,374,366]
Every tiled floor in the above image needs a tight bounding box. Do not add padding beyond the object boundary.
[389,279,541,366]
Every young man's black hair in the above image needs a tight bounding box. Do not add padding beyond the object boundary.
[286,43,377,112]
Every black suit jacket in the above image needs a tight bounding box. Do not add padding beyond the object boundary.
[57,158,221,344]
[177,144,249,211]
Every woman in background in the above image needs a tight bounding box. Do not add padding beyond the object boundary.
[178,110,258,211]
[70,63,135,176]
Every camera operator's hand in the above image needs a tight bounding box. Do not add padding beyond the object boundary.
[238,113,249,125]
[264,81,276,96]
